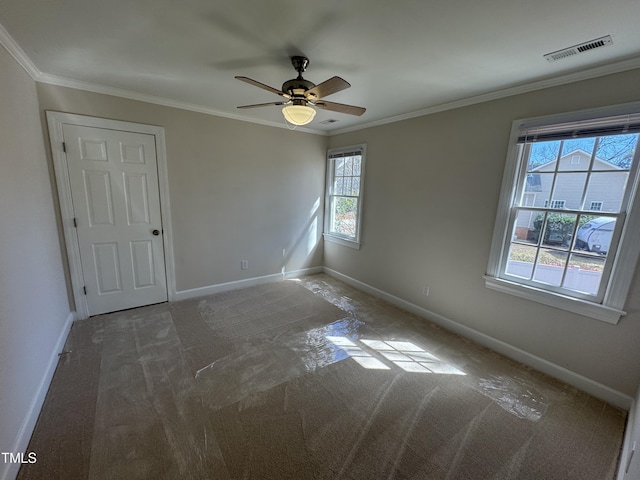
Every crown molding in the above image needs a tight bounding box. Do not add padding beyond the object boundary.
[3,20,639,138]
[328,56,640,136]
[0,22,326,135]
[36,72,327,135]
[0,23,42,80]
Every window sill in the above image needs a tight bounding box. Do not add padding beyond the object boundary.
[323,233,361,250]
[483,275,625,324]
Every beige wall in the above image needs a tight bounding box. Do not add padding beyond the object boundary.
[7,44,640,443]
[328,68,640,397]
[0,45,71,468]
[36,85,328,292]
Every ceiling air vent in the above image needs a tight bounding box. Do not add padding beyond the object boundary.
[319,119,339,125]
[544,35,613,62]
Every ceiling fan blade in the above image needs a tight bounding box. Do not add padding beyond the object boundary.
[305,76,351,100]
[315,100,366,116]
[235,76,290,98]
[237,101,288,109]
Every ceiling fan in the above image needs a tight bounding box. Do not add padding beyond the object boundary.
[235,56,366,126]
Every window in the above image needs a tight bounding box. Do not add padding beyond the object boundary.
[486,105,640,323]
[324,145,366,248]
[544,200,566,209]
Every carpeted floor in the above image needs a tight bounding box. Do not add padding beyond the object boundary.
[18,274,626,479]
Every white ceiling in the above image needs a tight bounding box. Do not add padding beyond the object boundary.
[2,0,640,134]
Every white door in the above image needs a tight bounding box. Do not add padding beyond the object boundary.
[63,124,167,316]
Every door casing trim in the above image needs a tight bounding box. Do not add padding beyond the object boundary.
[46,111,176,319]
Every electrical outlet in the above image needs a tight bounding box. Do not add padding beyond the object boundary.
[241,260,248,270]
[422,285,430,296]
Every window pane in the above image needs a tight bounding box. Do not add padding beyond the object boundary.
[527,141,560,171]
[533,249,568,286]
[523,173,554,209]
[583,172,628,213]
[524,173,542,193]
[512,209,545,245]
[335,158,344,176]
[344,157,353,176]
[505,244,537,280]
[341,177,350,196]
[332,197,358,237]
[575,216,616,254]
[559,138,595,171]
[593,134,638,171]
[563,253,606,296]
[541,213,576,249]
[352,177,361,196]
[353,157,362,175]
[551,173,587,210]
[334,177,344,195]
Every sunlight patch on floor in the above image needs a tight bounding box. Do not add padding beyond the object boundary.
[327,336,466,375]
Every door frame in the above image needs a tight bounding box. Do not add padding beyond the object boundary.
[47,112,176,319]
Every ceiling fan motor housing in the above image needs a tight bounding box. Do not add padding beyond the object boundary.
[282,78,315,97]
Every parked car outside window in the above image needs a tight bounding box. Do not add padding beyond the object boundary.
[575,217,615,254]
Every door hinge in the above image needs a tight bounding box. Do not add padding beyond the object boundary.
[83,286,87,295]
[73,217,77,228]
[62,141,66,153]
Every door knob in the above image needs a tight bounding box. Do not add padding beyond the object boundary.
[152,229,160,236]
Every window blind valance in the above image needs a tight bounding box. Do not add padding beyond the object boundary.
[517,113,640,143]
[328,149,363,159]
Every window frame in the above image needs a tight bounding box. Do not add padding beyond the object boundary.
[485,103,640,324]
[324,144,366,249]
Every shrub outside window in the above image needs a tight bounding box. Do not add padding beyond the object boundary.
[486,105,640,323]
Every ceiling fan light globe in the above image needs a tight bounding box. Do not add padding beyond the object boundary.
[282,105,316,126]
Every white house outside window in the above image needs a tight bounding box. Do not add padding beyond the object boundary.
[486,105,640,323]
[324,145,366,249]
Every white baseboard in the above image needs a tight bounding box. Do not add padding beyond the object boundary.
[618,394,637,479]
[174,266,324,302]
[322,267,633,410]
[1,311,75,480]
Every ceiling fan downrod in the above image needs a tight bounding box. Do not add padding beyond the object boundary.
[291,56,309,78]
[282,56,315,96]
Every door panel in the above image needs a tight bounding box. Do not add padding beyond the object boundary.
[84,170,115,226]
[93,243,122,294]
[63,124,167,316]
[130,240,155,288]
[124,173,151,224]
[80,138,108,161]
